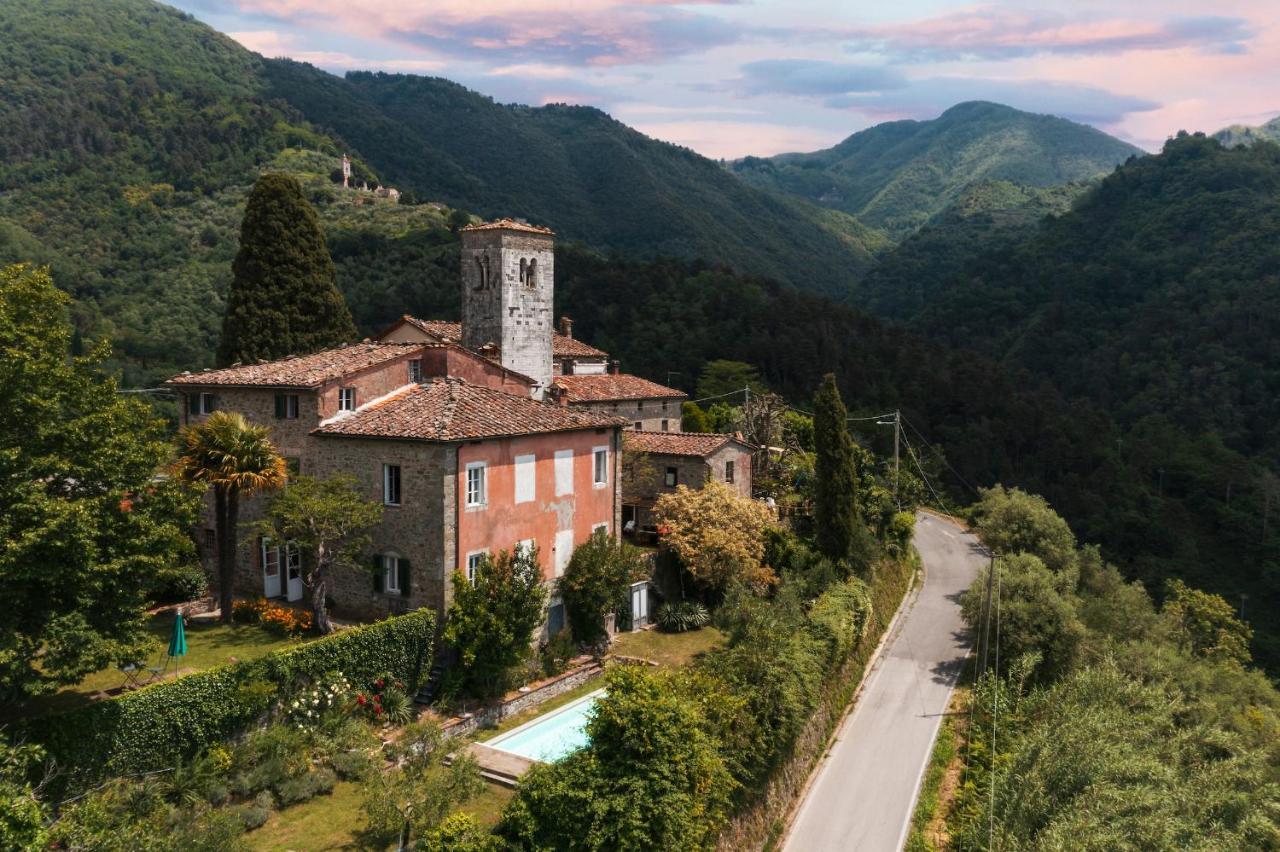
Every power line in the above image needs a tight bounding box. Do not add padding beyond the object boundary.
[901,413,982,498]
[901,430,956,517]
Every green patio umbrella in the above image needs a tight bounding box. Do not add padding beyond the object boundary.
[167,610,188,660]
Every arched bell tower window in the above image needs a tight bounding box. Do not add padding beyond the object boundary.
[474,252,492,291]
[520,257,538,287]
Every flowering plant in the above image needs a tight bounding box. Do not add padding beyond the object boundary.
[287,672,352,730]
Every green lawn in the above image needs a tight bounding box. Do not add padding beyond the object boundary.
[246,779,515,851]
[6,613,311,721]
[609,626,725,668]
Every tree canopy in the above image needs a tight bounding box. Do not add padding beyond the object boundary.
[218,173,356,365]
[0,264,199,699]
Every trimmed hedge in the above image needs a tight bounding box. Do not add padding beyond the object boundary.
[23,609,434,795]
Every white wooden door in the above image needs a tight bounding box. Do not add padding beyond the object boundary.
[554,529,575,577]
[630,582,649,625]
[285,543,303,602]
[262,539,282,598]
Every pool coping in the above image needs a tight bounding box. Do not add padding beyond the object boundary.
[486,688,605,759]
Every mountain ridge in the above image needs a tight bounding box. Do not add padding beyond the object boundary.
[731,100,1142,238]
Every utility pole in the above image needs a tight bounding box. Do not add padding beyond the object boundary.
[979,551,995,675]
[876,410,901,507]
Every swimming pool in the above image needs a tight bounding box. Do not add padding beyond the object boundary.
[487,689,603,763]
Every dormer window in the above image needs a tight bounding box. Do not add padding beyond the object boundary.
[408,359,422,383]
[339,387,356,411]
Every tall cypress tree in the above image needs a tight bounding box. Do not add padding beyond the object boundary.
[813,373,859,563]
[218,174,356,365]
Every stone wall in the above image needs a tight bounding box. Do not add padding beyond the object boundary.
[442,660,603,739]
[575,397,682,432]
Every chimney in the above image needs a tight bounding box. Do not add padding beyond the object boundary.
[608,360,621,375]
[559,316,573,338]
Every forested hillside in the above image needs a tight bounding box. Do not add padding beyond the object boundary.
[730,101,1140,238]
[1215,114,1280,147]
[261,62,887,296]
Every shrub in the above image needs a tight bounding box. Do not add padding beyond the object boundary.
[236,792,273,830]
[378,685,414,726]
[330,749,374,780]
[559,531,648,643]
[805,579,872,666]
[276,767,336,806]
[150,563,209,604]
[419,813,503,851]
[656,601,711,633]
[444,547,547,699]
[22,608,434,796]
[261,605,313,637]
[539,629,578,677]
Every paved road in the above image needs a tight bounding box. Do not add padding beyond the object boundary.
[783,512,985,852]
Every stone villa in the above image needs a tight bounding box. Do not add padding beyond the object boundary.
[168,218,751,628]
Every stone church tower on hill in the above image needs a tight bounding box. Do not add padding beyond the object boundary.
[460,219,555,398]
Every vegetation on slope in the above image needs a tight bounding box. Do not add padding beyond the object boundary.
[261,62,888,296]
[731,101,1140,238]
[1215,113,1280,148]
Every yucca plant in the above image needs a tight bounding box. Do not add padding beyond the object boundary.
[656,601,711,633]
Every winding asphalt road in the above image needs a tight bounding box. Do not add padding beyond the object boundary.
[782,512,985,851]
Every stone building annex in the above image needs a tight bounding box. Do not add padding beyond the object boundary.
[167,218,752,630]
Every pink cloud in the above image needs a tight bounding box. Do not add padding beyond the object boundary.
[229,29,444,70]
[844,7,1254,61]
[226,0,744,66]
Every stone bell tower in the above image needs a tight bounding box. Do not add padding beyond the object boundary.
[460,219,555,398]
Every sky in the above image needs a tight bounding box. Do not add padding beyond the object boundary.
[172,1,1280,159]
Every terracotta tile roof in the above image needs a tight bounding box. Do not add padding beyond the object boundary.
[459,217,555,235]
[394,316,607,359]
[625,431,749,458]
[552,374,687,403]
[166,343,422,388]
[314,378,625,442]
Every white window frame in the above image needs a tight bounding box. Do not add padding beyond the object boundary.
[465,550,487,584]
[198,392,216,415]
[592,446,609,488]
[339,387,356,411]
[383,463,401,506]
[465,462,488,508]
[383,553,401,594]
[665,466,678,488]
[514,454,536,504]
[408,359,422,383]
[554,449,574,496]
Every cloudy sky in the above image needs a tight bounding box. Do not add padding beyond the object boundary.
[172,1,1279,159]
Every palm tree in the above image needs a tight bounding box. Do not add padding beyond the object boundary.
[174,412,287,623]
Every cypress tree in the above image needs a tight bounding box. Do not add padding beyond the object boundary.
[218,174,356,365]
[813,373,859,563]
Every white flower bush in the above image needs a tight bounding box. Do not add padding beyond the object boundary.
[285,672,352,730]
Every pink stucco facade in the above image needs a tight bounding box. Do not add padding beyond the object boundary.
[456,428,622,585]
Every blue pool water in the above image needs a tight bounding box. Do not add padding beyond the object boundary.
[488,689,603,762]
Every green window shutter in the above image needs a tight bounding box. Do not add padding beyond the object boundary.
[208,394,218,412]
[187,393,197,416]
[372,555,383,592]
[275,394,286,419]
[399,559,411,597]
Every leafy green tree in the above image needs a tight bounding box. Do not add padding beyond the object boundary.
[444,547,548,698]
[218,173,356,365]
[1162,578,1252,665]
[962,553,1086,681]
[361,719,483,847]
[559,531,646,643]
[681,401,713,433]
[500,666,735,850]
[0,264,200,699]
[0,737,48,850]
[258,474,382,634]
[174,412,287,623]
[812,374,862,565]
[971,484,1078,573]
[695,359,765,401]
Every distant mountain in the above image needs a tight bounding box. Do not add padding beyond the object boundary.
[731,101,1142,239]
[1214,114,1280,148]
[259,63,887,297]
